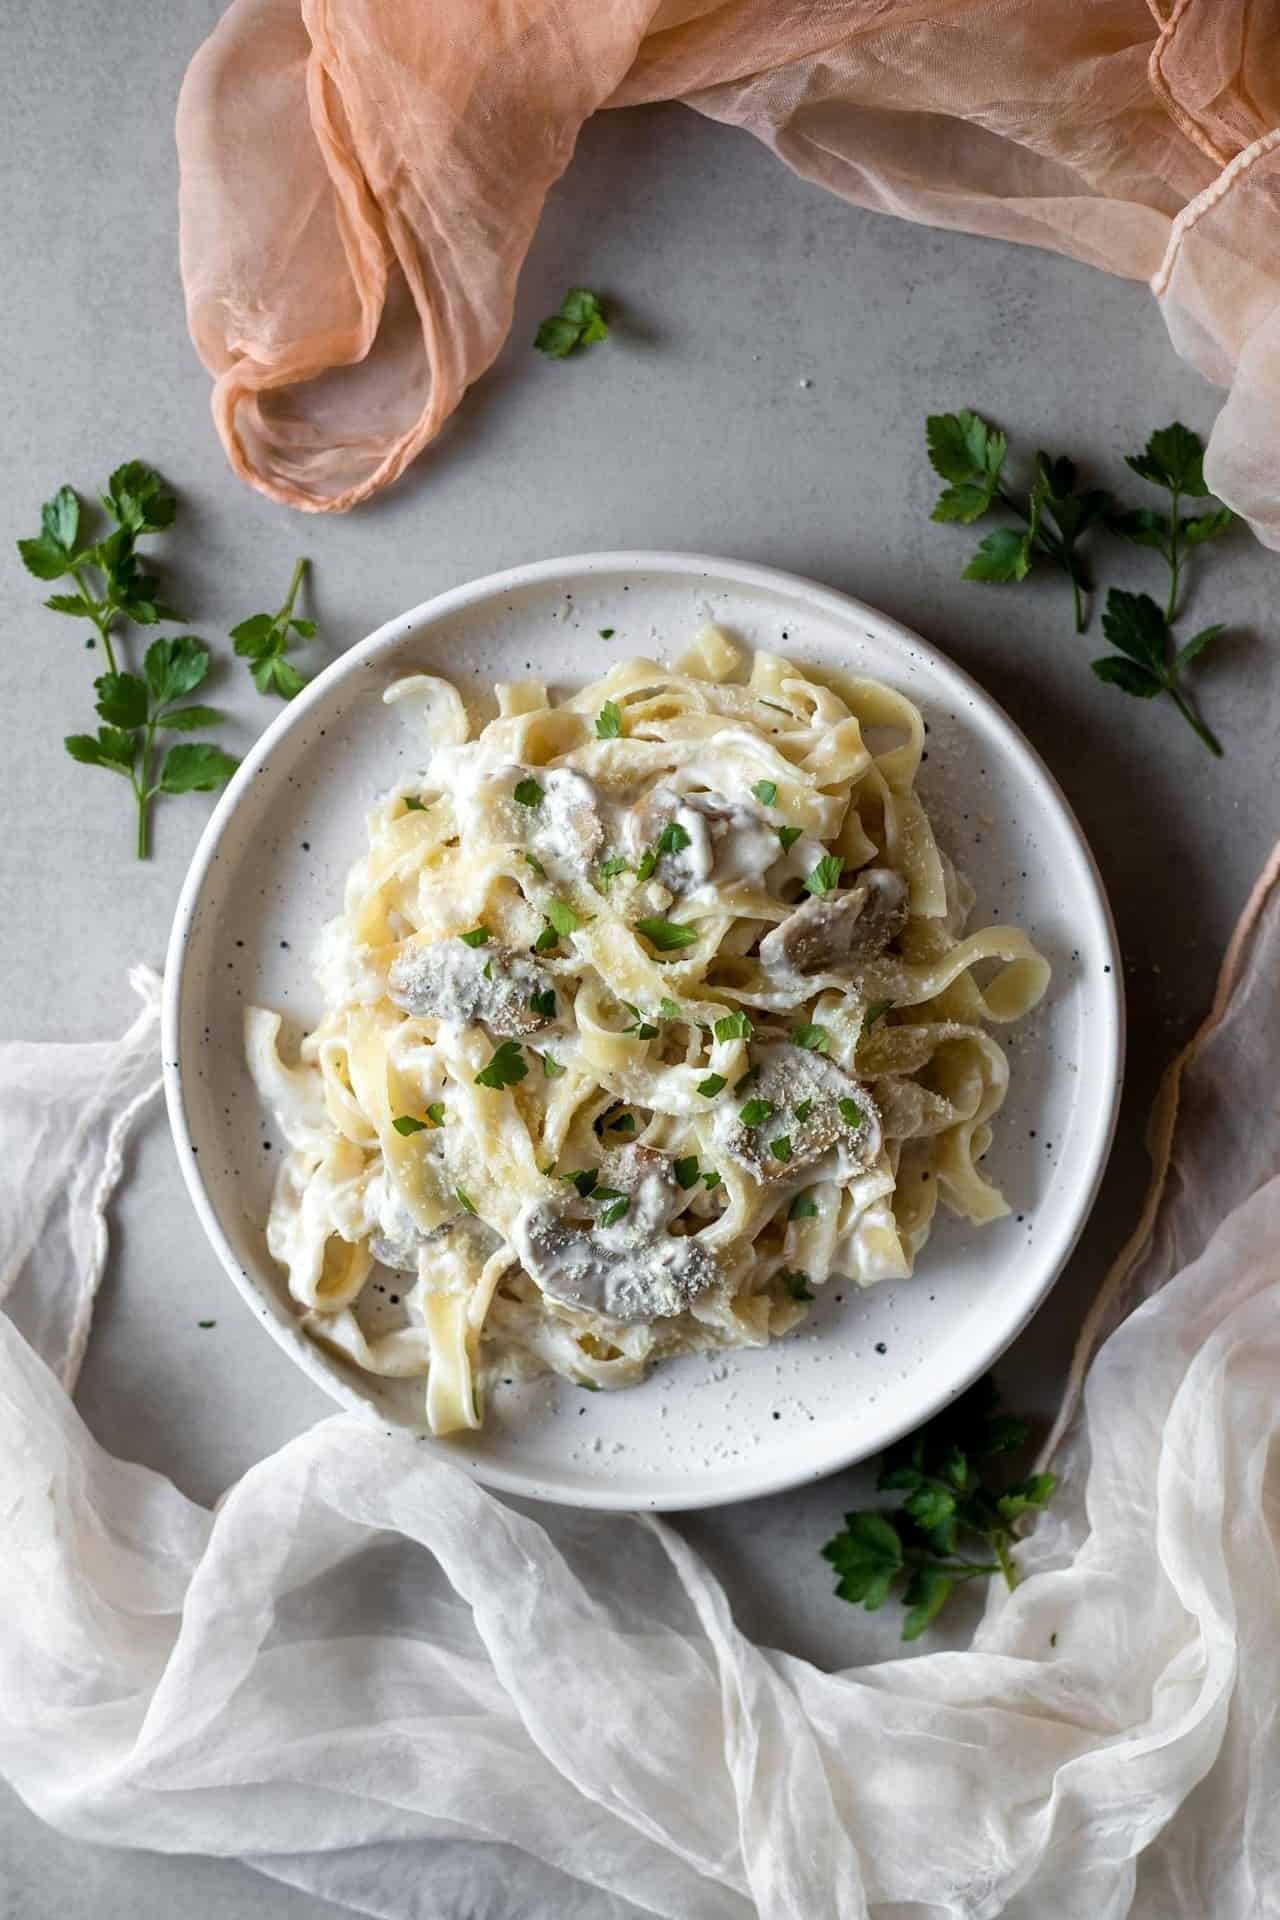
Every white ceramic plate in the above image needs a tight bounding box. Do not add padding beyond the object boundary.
[164,553,1122,1511]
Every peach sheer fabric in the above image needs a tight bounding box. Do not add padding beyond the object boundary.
[176,0,1280,535]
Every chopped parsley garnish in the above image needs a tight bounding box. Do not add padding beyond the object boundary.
[474,1039,528,1090]
[533,287,609,358]
[529,986,557,1019]
[533,920,560,952]
[425,1102,447,1127]
[459,925,490,947]
[565,1169,598,1196]
[789,1192,819,1219]
[697,1073,726,1098]
[392,1114,428,1136]
[804,853,844,897]
[791,1023,828,1053]
[794,1099,814,1123]
[714,1011,753,1043]
[546,898,584,937]
[403,795,429,813]
[542,1053,566,1078]
[482,960,494,981]
[702,1168,723,1191]
[751,779,778,806]
[592,1185,627,1203]
[776,824,802,852]
[598,1196,630,1227]
[673,1154,700,1190]
[635,847,658,883]
[455,1186,477,1215]
[659,996,681,1018]
[635,915,698,953]
[839,1097,864,1128]
[522,850,547,878]
[513,777,544,807]
[596,700,623,740]
[197,1318,216,1328]
[739,1097,774,1128]
[596,854,630,889]
[770,1135,793,1163]
[622,1001,659,1039]
[780,1268,815,1301]
[656,821,691,855]
[864,999,894,1027]
[599,627,615,639]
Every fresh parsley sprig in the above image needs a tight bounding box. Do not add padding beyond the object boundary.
[1108,422,1233,623]
[534,288,609,359]
[230,556,317,699]
[1091,591,1223,756]
[821,1375,1054,1640]
[926,411,1111,632]
[20,466,238,857]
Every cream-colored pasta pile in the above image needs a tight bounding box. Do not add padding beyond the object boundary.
[247,630,1050,1434]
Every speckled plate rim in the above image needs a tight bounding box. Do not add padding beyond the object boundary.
[163,551,1124,1511]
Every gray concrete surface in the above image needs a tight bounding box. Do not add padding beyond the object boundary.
[3,4,1279,1915]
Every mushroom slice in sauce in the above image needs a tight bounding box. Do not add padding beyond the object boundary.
[715,1042,882,1183]
[758,866,908,982]
[629,786,779,893]
[388,936,554,1036]
[521,767,605,868]
[512,1143,717,1323]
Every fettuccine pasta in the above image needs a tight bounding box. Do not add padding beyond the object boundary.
[247,632,1050,1434]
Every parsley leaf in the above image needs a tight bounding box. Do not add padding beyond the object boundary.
[403,795,429,813]
[673,1154,700,1190]
[714,1011,753,1043]
[804,854,843,897]
[791,1023,828,1053]
[779,1267,814,1301]
[425,1102,447,1126]
[656,821,691,856]
[455,1186,477,1215]
[863,999,894,1027]
[794,1099,814,1122]
[697,1073,726,1098]
[474,1038,528,1090]
[789,1192,818,1219]
[542,1053,566,1078]
[596,854,630,890]
[634,847,658,883]
[513,777,544,808]
[546,898,585,937]
[927,412,1110,632]
[821,1374,1055,1639]
[1112,421,1233,622]
[533,288,609,359]
[751,779,778,806]
[596,700,623,740]
[702,1168,722,1191]
[530,986,557,1020]
[635,915,698,953]
[460,925,490,947]
[738,1097,773,1127]
[392,1114,428,1136]
[776,824,803,852]
[1092,590,1223,756]
[622,1001,659,1040]
[533,920,561,953]
[230,557,316,701]
[598,1196,630,1227]
[599,627,615,639]
[659,997,681,1019]
[838,1097,864,1128]
[770,1135,792,1163]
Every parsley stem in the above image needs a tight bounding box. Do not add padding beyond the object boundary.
[1165,485,1181,623]
[1168,686,1223,758]
[68,561,118,674]
[994,1536,1017,1591]
[1069,572,1085,635]
[280,554,308,624]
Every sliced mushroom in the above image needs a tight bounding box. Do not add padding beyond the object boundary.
[759,866,908,982]
[629,786,779,893]
[512,1143,718,1323]
[388,936,554,1036]
[714,1042,882,1183]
